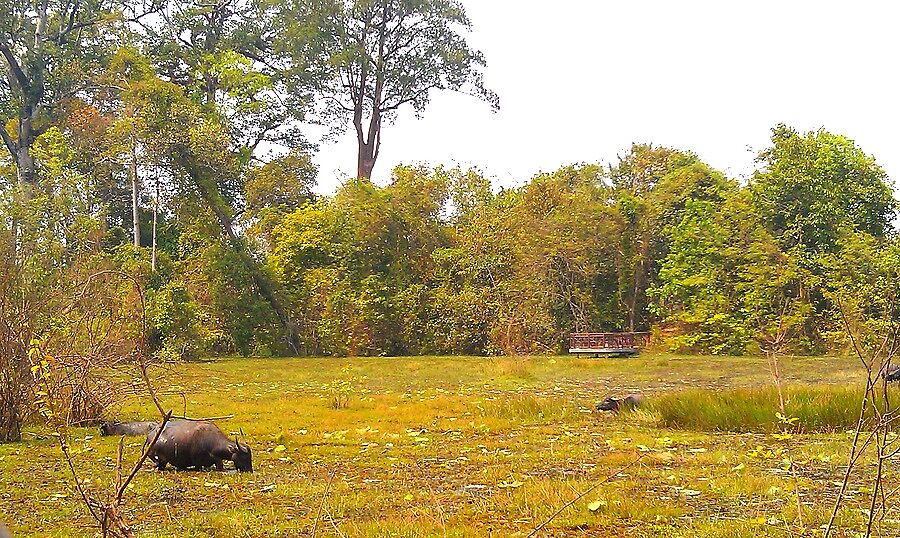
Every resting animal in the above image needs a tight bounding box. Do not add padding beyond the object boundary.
[147,420,252,472]
[100,421,159,436]
[596,393,644,413]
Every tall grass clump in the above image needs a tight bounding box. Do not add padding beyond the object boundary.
[491,357,534,380]
[654,386,866,433]
[480,395,578,423]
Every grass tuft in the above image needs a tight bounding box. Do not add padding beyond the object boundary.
[653,386,865,432]
[480,394,578,423]
[491,357,534,379]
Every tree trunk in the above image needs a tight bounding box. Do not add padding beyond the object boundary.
[130,143,141,248]
[151,179,158,272]
[0,325,28,443]
[629,258,641,332]
[15,99,38,190]
[357,142,376,179]
[628,236,650,332]
[15,145,36,189]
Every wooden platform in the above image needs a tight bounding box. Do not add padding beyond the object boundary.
[568,332,650,356]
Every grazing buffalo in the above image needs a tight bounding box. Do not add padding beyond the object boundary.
[100,421,159,436]
[596,393,644,413]
[147,420,252,472]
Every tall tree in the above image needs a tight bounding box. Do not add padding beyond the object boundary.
[132,0,323,352]
[100,47,158,249]
[750,124,898,350]
[128,78,304,352]
[302,0,498,179]
[138,0,313,150]
[752,124,897,260]
[608,144,735,331]
[0,0,155,189]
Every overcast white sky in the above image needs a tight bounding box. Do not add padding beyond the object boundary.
[310,0,900,194]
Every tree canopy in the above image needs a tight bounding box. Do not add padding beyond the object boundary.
[0,0,897,368]
[299,0,498,178]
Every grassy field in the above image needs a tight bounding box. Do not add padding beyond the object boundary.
[0,353,895,537]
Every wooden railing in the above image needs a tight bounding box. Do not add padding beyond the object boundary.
[568,332,650,353]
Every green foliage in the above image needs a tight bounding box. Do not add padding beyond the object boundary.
[819,232,900,352]
[200,244,282,356]
[147,282,205,361]
[752,124,897,258]
[270,166,456,355]
[649,125,898,355]
[650,194,793,354]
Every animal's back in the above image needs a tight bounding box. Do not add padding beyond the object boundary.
[102,421,158,436]
[149,420,200,469]
[149,420,227,469]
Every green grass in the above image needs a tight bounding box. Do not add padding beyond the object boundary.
[0,354,892,537]
[654,386,865,433]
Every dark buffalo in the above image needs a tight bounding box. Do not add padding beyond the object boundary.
[100,421,159,436]
[596,393,644,413]
[147,420,252,472]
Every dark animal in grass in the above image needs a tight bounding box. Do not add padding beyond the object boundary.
[884,365,900,383]
[596,393,644,413]
[146,420,252,472]
[100,421,159,436]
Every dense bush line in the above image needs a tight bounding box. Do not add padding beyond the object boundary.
[266,129,900,356]
[4,125,899,362]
